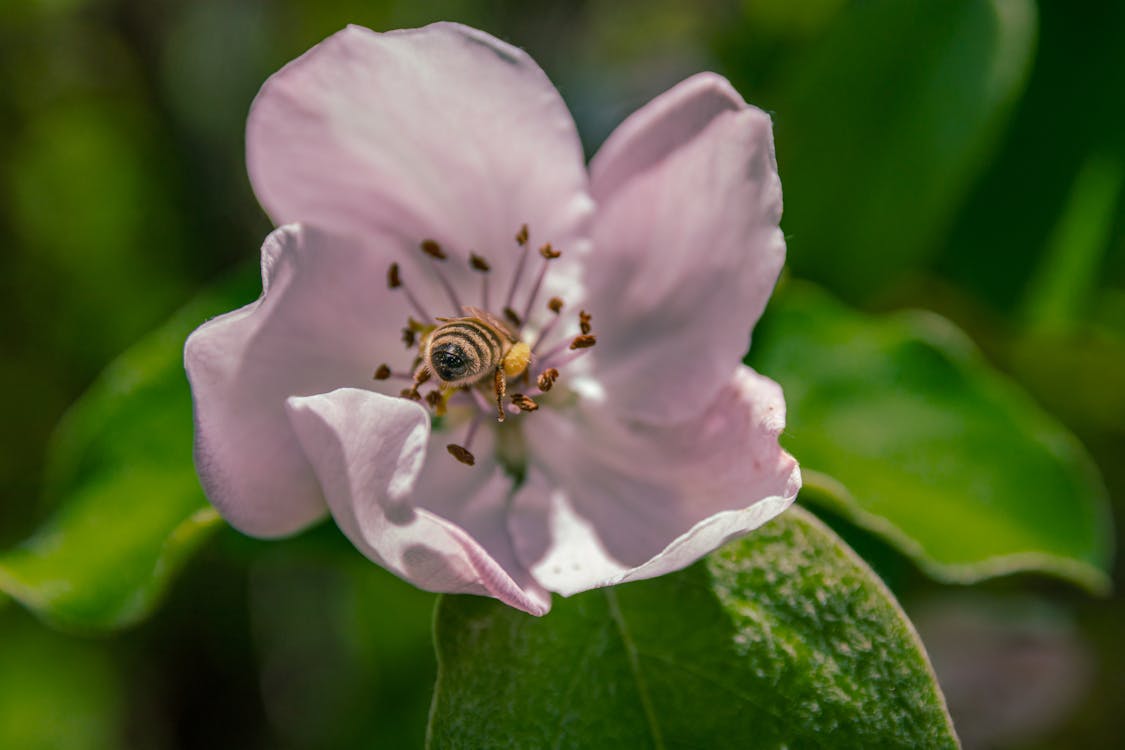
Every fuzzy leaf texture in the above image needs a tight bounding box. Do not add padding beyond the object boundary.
[428,506,958,750]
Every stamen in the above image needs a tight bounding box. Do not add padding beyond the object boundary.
[538,347,593,372]
[373,365,415,382]
[446,444,476,466]
[425,389,449,416]
[418,240,462,313]
[401,328,416,348]
[579,310,592,335]
[463,384,495,415]
[470,253,491,310]
[536,330,596,365]
[420,239,446,259]
[531,297,566,353]
[510,393,539,413]
[400,387,421,402]
[503,307,522,329]
[503,224,532,316]
[536,368,559,392]
[387,262,434,322]
[520,243,562,324]
[446,415,483,466]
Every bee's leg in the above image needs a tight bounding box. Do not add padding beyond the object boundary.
[493,367,506,422]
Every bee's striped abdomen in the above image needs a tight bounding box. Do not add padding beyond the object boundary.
[425,317,506,387]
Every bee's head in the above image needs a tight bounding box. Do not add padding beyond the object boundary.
[430,341,472,382]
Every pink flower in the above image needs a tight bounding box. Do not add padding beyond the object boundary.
[185,23,800,615]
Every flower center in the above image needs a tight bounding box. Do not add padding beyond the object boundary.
[372,224,596,467]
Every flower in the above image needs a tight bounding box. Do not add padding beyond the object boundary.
[184,22,800,615]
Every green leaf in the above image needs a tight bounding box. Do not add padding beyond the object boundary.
[428,507,957,750]
[747,282,1113,593]
[0,268,257,631]
[0,610,124,750]
[774,0,1036,299]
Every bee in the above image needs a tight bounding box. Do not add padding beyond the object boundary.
[420,307,531,420]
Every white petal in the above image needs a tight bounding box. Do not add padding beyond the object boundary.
[185,224,420,537]
[246,22,593,320]
[587,73,785,423]
[511,367,800,596]
[287,388,551,615]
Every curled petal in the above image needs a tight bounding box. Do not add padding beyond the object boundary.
[511,367,800,596]
[587,73,785,423]
[185,224,411,537]
[247,23,593,313]
[287,388,551,615]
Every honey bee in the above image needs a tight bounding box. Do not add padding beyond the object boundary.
[420,307,531,420]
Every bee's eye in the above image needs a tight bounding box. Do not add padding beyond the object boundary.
[431,343,471,381]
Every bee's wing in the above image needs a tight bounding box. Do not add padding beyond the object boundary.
[462,305,515,342]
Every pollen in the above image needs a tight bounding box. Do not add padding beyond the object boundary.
[570,334,596,350]
[503,341,532,379]
[537,368,559,392]
[510,393,539,413]
[579,310,592,335]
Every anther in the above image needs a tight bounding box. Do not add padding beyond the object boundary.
[373,364,392,380]
[420,239,446,260]
[537,368,559,392]
[400,387,421,402]
[579,310,592,335]
[510,393,539,413]
[467,252,491,309]
[447,444,476,466]
[538,243,560,260]
[425,390,447,416]
[548,297,564,314]
[570,334,597,350]
[516,224,529,246]
[387,263,402,289]
[503,307,522,329]
[417,239,461,311]
[401,328,416,348]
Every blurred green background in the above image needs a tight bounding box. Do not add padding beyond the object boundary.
[0,0,1122,747]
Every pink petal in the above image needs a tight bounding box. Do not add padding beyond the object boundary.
[510,367,800,596]
[247,23,593,303]
[286,387,551,615]
[586,73,785,423]
[185,224,413,537]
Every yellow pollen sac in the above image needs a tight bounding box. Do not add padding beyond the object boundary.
[502,341,531,379]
